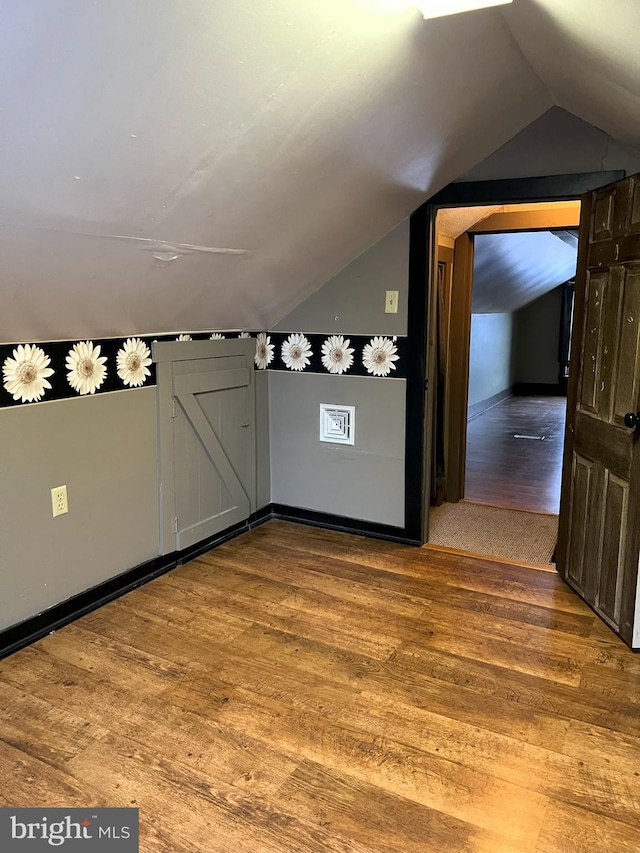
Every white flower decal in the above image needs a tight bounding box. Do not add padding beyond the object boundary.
[177,334,192,341]
[117,337,152,387]
[239,332,250,339]
[362,336,399,377]
[321,335,354,375]
[2,344,54,403]
[210,333,224,340]
[254,332,274,369]
[66,341,107,395]
[282,333,312,371]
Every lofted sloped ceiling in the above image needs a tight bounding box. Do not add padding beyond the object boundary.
[502,0,640,152]
[472,230,577,314]
[2,1,640,343]
[1,0,551,342]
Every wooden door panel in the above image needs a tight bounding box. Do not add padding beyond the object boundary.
[174,391,247,551]
[629,175,640,235]
[597,471,628,627]
[574,414,631,479]
[173,397,236,546]
[198,383,252,513]
[565,455,630,628]
[177,393,249,508]
[174,368,249,396]
[565,453,592,593]
[173,403,207,536]
[174,388,251,549]
[577,270,607,416]
[612,267,640,425]
[172,355,246,376]
[598,266,623,423]
[577,267,628,423]
[189,390,235,522]
[590,186,616,243]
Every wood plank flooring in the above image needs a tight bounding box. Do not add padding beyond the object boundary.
[1,519,639,853]
[465,396,567,514]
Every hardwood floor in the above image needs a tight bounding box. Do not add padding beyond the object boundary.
[1,520,639,852]
[465,396,567,514]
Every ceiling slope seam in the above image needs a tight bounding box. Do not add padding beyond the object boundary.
[498,8,555,108]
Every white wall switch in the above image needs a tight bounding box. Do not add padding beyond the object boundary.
[385,290,399,314]
[51,485,68,517]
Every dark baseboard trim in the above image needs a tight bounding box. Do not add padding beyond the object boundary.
[513,382,567,396]
[0,505,272,663]
[0,553,178,663]
[249,503,274,526]
[270,503,421,546]
[176,506,271,565]
[467,386,513,422]
[0,503,415,661]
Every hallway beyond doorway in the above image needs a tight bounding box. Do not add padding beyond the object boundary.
[464,396,567,515]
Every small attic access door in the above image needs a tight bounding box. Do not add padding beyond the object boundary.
[154,338,256,555]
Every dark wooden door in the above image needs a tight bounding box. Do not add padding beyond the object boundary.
[557,174,640,647]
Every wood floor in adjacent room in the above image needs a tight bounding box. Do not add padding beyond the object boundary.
[1,520,639,853]
[465,396,567,515]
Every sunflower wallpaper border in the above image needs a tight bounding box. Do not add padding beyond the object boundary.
[0,331,406,408]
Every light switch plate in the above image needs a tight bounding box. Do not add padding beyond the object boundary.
[385,290,399,313]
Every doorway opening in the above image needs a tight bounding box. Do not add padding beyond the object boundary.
[426,201,580,565]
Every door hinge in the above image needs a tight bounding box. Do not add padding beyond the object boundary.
[171,399,176,418]
[172,516,179,534]
[424,379,429,391]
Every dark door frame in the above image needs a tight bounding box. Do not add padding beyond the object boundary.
[403,171,625,544]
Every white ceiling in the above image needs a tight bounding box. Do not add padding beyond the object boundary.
[2,0,640,342]
[503,0,640,152]
[473,230,578,313]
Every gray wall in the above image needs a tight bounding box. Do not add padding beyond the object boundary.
[0,357,273,634]
[274,220,409,337]
[255,370,271,510]
[461,106,640,181]
[269,373,405,528]
[514,286,563,385]
[467,313,514,408]
[269,219,410,527]
[0,389,159,631]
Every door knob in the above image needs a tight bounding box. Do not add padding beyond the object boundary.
[624,411,640,428]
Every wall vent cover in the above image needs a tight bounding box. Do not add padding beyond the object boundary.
[320,404,355,445]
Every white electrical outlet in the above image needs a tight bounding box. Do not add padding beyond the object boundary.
[385,290,399,314]
[51,485,68,518]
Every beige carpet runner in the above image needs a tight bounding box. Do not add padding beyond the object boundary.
[427,501,558,565]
